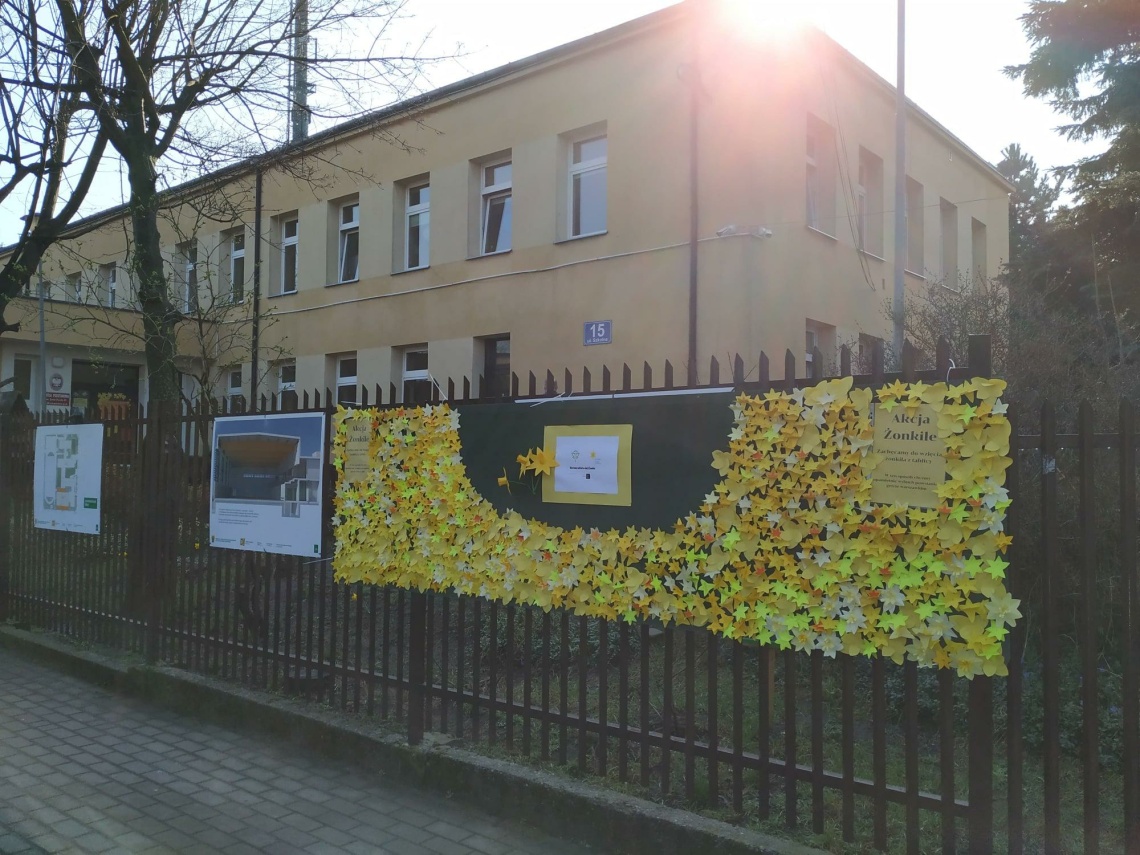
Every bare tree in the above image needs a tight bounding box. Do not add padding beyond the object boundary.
[2,0,436,403]
[0,0,111,332]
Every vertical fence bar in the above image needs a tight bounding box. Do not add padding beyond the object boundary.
[407,591,426,745]
[578,615,588,772]
[1006,404,1023,855]
[904,660,920,854]
[1077,400,1098,854]
[940,669,956,853]
[598,620,608,777]
[841,655,855,842]
[685,628,696,802]
[639,622,650,787]
[618,621,629,781]
[662,625,674,795]
[707,632,718,807]
[1121,399,1140,855]
[732,641,744,814]
[810,649,823,835]
[784,649,797,827]
[542,611,552,760]
[967,676,994,854]
[1041,402,1061,853]
[872,656,887,849]
[757,642,770,820]
[559,611,569,766]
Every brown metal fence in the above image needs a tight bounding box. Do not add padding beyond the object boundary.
[1,336,1137,854]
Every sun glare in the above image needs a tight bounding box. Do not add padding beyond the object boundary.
[715,0,817,42]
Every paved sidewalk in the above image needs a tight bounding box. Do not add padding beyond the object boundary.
[0,647,593,855]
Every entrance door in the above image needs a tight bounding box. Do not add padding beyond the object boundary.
[71,361,141,415]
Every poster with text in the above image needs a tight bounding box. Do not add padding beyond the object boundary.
[33,424,104,534]
[541,424,633,506]
[209,412,326,557]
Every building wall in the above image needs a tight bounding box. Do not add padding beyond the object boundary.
[1,6,1010,410]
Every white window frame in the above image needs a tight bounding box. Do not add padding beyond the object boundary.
[281,217,299,294]
[278,360,297,394]
[229,231,246,302]
[99,263,117,308]
[569,135,607,238]
[405,184,430,270]
[856,161,868,251]
[805,327,819,372]
[227,366,243,410]
[806,129,820,230]
[336,355,358,405]
[67,272,82,304]
[179,243,198,313]
[401,347,432,403]
[337,202,359,283]
[481,160,512,255]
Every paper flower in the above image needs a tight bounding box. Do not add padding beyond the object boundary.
[330,377,1016,678]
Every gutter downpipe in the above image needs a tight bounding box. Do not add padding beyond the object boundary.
[250,169,263,408]
[687,3,702,387]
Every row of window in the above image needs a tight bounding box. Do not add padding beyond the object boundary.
[274,134,608,295]
[805,116,988,285]
[227,335,513,410]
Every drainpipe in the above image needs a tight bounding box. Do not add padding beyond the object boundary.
[250,169,263,408]
[891,0,907,366]
[687,6,702,387]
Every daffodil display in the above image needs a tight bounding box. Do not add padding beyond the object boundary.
[331,377,1017,678]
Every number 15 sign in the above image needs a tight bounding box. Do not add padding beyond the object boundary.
[583,320,612,346]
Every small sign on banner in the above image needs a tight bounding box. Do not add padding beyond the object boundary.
[45,393,71,407]
[583,320,612,346]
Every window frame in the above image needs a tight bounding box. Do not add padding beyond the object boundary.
[178,242,198,313]
[480,160,513,255]
[569,135,608,239]
[226,366,243,411]
[855,160,868,252]
[336,355,358,406]
[281,217,299,295]
[337,202,360,283]
[405,183,430,270]
[401,347,433,404]
[229,231,246,303]
[277,360,298,409]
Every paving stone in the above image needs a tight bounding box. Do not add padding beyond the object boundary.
[0,648,589,855]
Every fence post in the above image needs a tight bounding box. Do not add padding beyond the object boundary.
[407,591,428,745]
[967,332,995,852]
[0,407,13,623]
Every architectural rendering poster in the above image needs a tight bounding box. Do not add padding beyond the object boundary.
[209,412,326,557]
[33,423,104,534]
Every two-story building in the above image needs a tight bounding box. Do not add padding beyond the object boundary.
[0,1,1010,413]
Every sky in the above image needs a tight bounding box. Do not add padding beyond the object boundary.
[0,0,1097,245]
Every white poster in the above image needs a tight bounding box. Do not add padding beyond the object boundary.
[209,412,326,557]
[553,435,620,495]
[33,424,104,534]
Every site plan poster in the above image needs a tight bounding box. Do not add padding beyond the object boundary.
[33,424,104,534]
[209,412,326,557]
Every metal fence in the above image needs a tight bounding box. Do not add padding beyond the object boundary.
[1,337,1137,854]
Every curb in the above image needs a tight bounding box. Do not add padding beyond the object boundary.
[0,626,826,855]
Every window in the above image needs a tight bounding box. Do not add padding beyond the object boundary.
[66,272,82,303]
[570,136,607,237]
[337,202,359,283]
[804,319,835,375]
[229,232,246,302]
[336,355,358,406]
[940,199,959,289]
[281,217,299,294]
[227,367,243,411]
[481,161,513,254]
[12,357,33,402]
[401,348,432,404]
[805,117,836,235]
[481,335,511,398]
[905,178,924,274]
[856,148,884,256]
[106,265,117,307]
[177,242,198,312]
[858,333,883,371]
[277,360,297,410]
[972,218,988,280]
[405,184,430,270]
